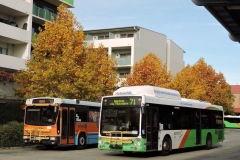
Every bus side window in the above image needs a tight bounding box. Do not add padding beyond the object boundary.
[158,106,173,130]
[89,110,100,122]
[76,108,87,122]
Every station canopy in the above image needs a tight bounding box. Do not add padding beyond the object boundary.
[192,0,240,43]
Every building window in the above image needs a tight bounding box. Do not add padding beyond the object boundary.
[120,33,134,38]
[0,48,7,55]
[119,72,129,78]
[127,34,134,37]
[120,34,127,38]
[98,35,109,40]
[120,53,131,58]
[118,68,130,78]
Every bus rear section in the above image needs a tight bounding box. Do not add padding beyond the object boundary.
[152,104,224,154]
[224,115,240,128]
[23,97,100,149]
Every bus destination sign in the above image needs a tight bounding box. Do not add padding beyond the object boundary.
[103,96,142,106]
[32,99,54,104]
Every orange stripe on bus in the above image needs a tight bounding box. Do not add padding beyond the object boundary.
[237,123,240,126]
[179,130,191,148]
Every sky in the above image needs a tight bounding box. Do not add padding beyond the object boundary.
[71,0,240,85]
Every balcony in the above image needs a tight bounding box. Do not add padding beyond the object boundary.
[44,0,74,8]
[0,54,27,71]
[0,0,31,16]
[64,0,74,6]
[32,5,57,24]
[116,58,131,66]
[0,22,30,44]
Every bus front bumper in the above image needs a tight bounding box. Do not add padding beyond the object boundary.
[23,136,60,145]
[98,137,146,152]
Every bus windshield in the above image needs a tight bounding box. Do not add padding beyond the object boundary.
[100,107,140,137]
[25,106,58,126]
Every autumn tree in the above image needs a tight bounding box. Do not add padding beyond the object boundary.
[0,70,13,85]
[14,5,117,102]
[121,52,172,88]
[169,58,234,112]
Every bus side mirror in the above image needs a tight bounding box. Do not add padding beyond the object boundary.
[159,123,163,130]
[141,106,146,114]
[54,106,57,112]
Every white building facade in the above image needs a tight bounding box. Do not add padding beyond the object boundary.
[84,26,185,78]
[0,0,32,71]
[0,5,184,101]
[0,0,74,102]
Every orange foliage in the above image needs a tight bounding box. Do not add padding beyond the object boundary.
[0,70,13,85]
[14,5,117,102]
[170,58,234,111]
[121,52,172,88]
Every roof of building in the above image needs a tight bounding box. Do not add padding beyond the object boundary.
[83,26,167,37]
[83,26,185,53]
[233,108,240,113]
[231,85,240,94]
[83,26,141,33]
[192,0,240,43]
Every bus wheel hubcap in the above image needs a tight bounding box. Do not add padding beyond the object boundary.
[79,137,85,145]
[163,141,169,150]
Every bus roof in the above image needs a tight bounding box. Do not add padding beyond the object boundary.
[26,97,100,107]
[114,85,181,100]
[112,86,223,111]
[224,115,240,118]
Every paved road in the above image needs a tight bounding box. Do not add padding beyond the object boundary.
[0,129,240,160]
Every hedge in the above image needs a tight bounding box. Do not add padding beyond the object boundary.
[0,121,24,147]
[0,100,24,125]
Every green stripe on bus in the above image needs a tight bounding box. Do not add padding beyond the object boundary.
[224,121,240,128]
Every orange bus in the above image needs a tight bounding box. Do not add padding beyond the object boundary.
[23,97,100,149]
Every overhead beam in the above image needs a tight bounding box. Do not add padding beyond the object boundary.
[192,0,240,6]
[192,0,240,43]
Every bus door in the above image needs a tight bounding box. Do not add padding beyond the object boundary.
[195,110,201,145]
[146,107,158,151]
[61,107,75,145]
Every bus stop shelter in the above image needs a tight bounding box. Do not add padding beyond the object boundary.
[192,0,240,43]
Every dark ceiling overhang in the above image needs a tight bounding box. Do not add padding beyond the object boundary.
[192,0,240,42]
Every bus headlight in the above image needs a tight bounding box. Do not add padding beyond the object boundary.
[134,141,141,147]
[98,139,103,144]
[50,137,56,141]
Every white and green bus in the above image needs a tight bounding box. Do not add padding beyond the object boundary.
[98,86,224,155]
[224,115,240,128]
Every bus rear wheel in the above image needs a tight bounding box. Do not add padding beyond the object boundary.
[76,133,86,150]
[205,134,212,150]
[161,137,171,156]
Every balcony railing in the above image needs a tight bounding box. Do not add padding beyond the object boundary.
[116,58,131,66]
[32,5,57,21]
[64,0,74,5]
[31,29,37,42]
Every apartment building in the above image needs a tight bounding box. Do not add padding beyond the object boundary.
[0,0,74,102]
[84,26,185,79]
[231,85,240,115]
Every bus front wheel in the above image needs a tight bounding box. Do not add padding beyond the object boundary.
[76,133,86,150]
[205,134,212,150]
[161,136,171,156]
